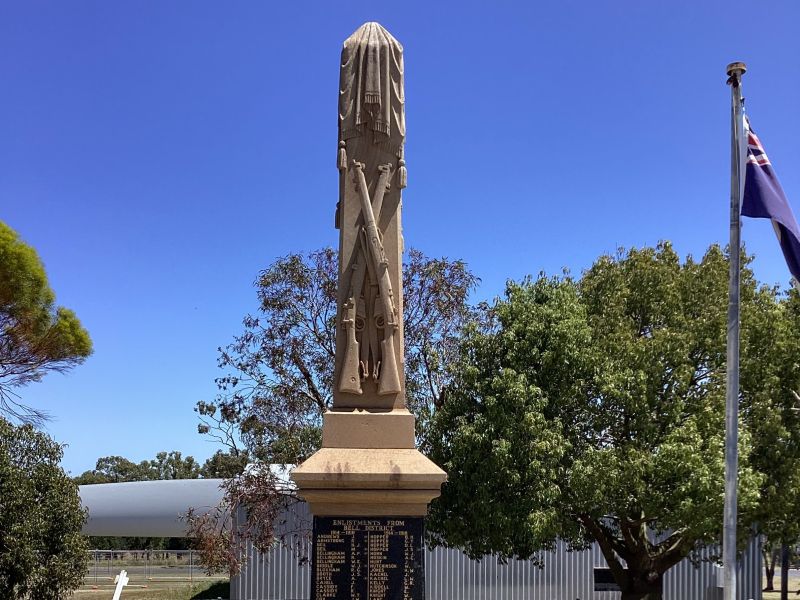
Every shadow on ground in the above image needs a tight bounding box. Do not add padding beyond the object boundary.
[191,581,230,599]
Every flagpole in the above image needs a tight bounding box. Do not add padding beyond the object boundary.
[724,60,746,600]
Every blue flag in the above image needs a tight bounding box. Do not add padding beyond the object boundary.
[742,119,800,282]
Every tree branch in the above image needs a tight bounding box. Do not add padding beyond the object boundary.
[580,515,629,586]
[290,349,327,412]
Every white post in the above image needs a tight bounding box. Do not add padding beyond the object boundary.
[723,60,747,600]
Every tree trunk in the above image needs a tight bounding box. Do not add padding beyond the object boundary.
[620,590,663,600]
[620,572,664,600]
[766,562,776,591]
[781,543,789,600]
[765,546,778,591]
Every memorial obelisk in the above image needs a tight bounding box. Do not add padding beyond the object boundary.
[291,22,447,600]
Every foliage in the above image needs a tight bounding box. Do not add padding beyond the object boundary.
[74,455,151,484]
[183,467,300,576]
[200,449,249,479]
[148,451,202,480]
[0,221,92,424]
[195,246,478,463]
[0,417,88,599]
[740,286,800,587]
[75,451,201,484]
[428,243,772,600]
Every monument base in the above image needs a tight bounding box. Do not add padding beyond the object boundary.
[322,408,416,449]
[293,407,445,599]
[292,409,447,517]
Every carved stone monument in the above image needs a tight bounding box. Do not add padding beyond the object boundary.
[291,22,447,600]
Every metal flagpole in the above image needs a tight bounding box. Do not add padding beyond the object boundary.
[723,60,747,600]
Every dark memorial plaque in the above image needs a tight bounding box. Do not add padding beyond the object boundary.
[311,516,425,600]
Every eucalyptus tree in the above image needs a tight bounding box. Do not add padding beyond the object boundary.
[196,247,478,464]
[189,247,478,573]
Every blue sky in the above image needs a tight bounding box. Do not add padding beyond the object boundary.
[1,1,798,475]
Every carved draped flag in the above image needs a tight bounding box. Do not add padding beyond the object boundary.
[742,118,800,282]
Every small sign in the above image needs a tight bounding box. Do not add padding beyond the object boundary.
[594,567,622,592]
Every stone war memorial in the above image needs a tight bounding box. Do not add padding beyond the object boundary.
[291,22,447,600]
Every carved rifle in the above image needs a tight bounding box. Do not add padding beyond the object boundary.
[351,161,402,395]
[337,162,391,395]
[338,247,367,395]
[338,296,362,394]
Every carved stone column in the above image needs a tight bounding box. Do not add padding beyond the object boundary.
[292,22,446,600]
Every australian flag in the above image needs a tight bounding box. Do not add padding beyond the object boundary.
[742,118,800,283]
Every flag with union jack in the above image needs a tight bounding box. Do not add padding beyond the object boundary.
[741,117,800,283]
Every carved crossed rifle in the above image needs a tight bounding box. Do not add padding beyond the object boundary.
[338,161,401,396]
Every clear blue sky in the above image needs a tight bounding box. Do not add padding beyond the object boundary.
[1,1,798,475]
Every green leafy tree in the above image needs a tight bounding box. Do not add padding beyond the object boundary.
[148,451,201,480]
[739,287,800,590]
[0,221,92,424]
[200,449,249,478]
[428,243,772,600]
[75,455,151,484]
[75,451,202,485]
[0,417,88,599]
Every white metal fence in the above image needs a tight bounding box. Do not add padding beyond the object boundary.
[233,537,762,600]
[231,502,763,600]
[85,549,227,588]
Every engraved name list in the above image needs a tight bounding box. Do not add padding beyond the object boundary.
[311,517,424,600]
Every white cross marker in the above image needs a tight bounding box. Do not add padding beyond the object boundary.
[112,569,130,600]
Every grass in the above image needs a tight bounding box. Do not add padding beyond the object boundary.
[75,579,229,599]
[764,590,800,600]
[763,567,800,599]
